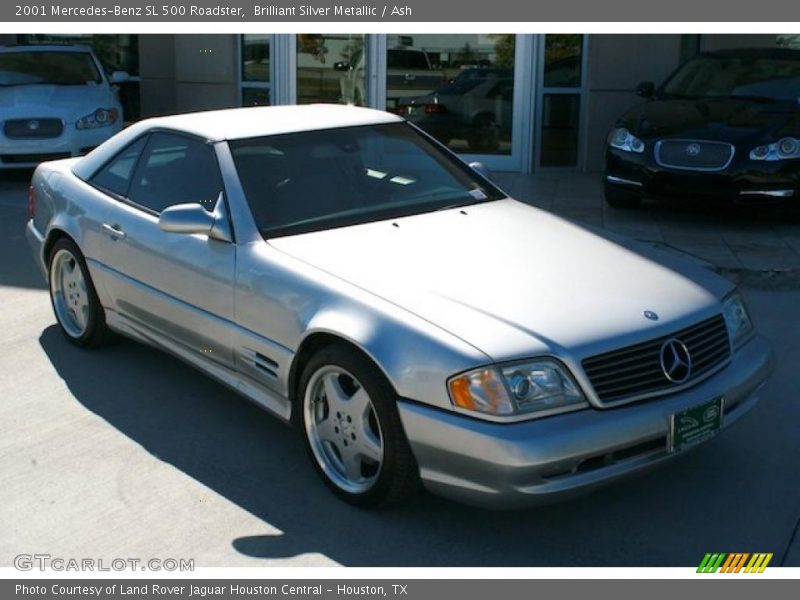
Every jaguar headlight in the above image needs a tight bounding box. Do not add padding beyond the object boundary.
[749,137,800,161]
[722,291,754,349]
[608,127,645,153]
[448,359,588,419]
[76,108,119,130]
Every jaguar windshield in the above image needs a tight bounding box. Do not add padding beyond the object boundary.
[662,53,800,102]
[0,51,103,86]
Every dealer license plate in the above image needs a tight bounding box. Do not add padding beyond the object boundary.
[668,396,724,453]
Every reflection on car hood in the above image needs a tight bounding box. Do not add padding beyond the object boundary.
[621,98,800,142]
[270,199,731,361]
[0,83,114,121]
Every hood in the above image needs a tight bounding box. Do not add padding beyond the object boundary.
[620,97,800,143]
[0,83,114,123]
[269,199,732,362]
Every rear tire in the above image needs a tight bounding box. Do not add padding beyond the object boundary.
[48,238,109,348]
[604,184,643,209]
[299,343,420,507]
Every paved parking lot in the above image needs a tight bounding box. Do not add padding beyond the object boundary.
[494,172,800,276]
[1,170,799,567]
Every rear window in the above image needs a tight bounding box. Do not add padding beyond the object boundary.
[0,51,102,86]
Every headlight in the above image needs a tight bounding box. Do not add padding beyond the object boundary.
[722,292,754,349]
[608,127,645,153]
[749,137,800,161]
[76,108,119,130]
[448,359,588,419]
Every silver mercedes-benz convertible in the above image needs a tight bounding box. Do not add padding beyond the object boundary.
[26,104,773,508]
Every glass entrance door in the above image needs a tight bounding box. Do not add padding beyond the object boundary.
[254,34,537,173]
[381,34,533,172]
[535,35,587,169]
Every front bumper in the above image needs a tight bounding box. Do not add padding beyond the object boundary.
[605,147,800,201]
[0,125,119,169]
[398,335,773,509]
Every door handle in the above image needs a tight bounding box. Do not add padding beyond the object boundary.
[102,223,127,240]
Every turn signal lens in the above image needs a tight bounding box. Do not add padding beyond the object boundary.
[448,369,514,415]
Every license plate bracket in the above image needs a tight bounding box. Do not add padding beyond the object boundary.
[668,396,724,453]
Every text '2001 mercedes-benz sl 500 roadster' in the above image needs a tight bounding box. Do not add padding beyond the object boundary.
[26,104,773,508]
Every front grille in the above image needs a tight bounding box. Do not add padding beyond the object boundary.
[3,118,64,139]
[582,315,731,405]
[655,139,734,171]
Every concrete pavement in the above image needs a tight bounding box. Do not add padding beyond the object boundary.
[494,172,800,279]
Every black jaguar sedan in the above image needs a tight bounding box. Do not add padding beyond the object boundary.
[604,47,800,208]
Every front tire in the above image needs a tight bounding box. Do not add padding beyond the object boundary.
[299,344,419,507]
[48,238,109,347]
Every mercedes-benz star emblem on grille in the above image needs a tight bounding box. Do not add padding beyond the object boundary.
[660,338,692,384]
[27,120,40,131]
[686,143,701,156]
[644,310,659,321]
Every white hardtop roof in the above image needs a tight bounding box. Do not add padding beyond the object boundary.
[132,104,400,143]
[73,104,403,180]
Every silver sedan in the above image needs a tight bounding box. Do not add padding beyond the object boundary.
[26,104,773,508]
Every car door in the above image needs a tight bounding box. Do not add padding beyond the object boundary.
[91,131,236,368]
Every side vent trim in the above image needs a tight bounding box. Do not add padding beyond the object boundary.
[240,347,279,379]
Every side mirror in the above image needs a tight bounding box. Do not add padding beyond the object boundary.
[158,194,232,242]
[635,81,655,98]
[333,61,350,72]
[469,161,492,181]
[110,71,131,84]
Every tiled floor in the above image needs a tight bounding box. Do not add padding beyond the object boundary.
[494,171,800,276]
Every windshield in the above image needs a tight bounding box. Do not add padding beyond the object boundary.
[0,51,102,86]
[230,122,504,238]
[662,54,800,102]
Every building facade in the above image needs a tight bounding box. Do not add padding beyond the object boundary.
[2,33,788,172]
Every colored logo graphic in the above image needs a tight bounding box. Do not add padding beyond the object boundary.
[697,552,773,573]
